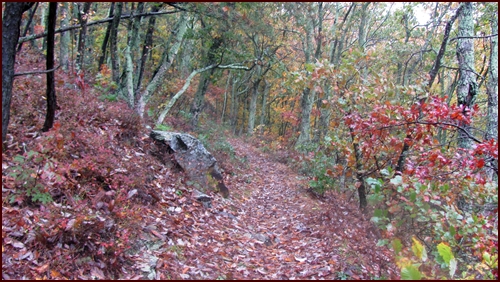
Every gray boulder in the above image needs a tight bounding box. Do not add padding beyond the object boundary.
[150,130,229,198]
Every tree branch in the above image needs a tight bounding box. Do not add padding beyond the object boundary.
[450,33,498,42]
[441,65,485,80]
[13,65,61,77]
[18,10,181,43]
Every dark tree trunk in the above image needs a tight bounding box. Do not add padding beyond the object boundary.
[427,5,462,89]
[135,4,160,93]
[110,2,123,84]
[42,2,58,132]
[97,2,115,71]
[75,2,92,71]
[2,2,35,145]
[16,2,38,52]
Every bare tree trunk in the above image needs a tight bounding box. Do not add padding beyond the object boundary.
[42,2,57,132]
[16,2,38,52]
[59,2,70,72]
[296,3,316,148]
[2,2,35,144]
[156,64,217,125]
[122,2,145,108]
[456,2,477,149]
[136,11,188,118]
[135,4,160,93]
[259,79,270,134]
[110,2,123,84]
[428,4,462,88]
[97,2,115,71]
[75,2,92,72]
[486,15,498,178]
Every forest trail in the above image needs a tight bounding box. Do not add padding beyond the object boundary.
[180,137,399,279]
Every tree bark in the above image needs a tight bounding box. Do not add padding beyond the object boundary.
[156,64,217,125]
[296,3,316,148]
[259,79,270,134]
[428,4,462,89]
[2,2,35,144]
[456,2,477,149]
[97,2,115,71]
[189,35,224,128]
[59,2,70,72]
[16,2,38,52]
[136,11,188,118]
[135,4,160,93]
[75,2,92,72]
[42,2,58,132]
[486,15,498,177]
[110,2,123,84]
[121,2,145,108]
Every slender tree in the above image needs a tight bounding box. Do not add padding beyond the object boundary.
[97,2,115,71]
[456,2,477,149]
[2,2,35,144]
[75,2,92,71]
[110,2,123,84]
[59,2,70,72]
[42,2,58,132]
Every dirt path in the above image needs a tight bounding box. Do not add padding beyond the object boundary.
[194,137,399,279]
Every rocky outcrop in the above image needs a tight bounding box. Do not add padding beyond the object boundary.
[150,130,229,198]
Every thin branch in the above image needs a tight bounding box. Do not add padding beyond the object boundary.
[441,65,485,80]
[450,33,498,42]
[376,120,483,144]
[13,65,61,77]
[18,10,181,43]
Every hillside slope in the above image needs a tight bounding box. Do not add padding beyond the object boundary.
[2,49,398,279]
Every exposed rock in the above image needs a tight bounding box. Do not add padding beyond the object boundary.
[150,130,229,197]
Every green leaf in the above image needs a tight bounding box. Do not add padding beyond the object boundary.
[411,237,427,262]
[437,242,454,264]
[13,155,25,163]
[449,226,456,236]
[410,191,417,202]
[401,265,422,280]
[305,63,315,72]
[376,239,389,246]
[392,238,403,255]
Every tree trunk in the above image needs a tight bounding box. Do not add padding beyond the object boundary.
[16,2,38,52]
[59,2,70,72]
[121,2,145,108]
[136,11,188,118]
[456,2,477,149]
[296,3,316,148]
[259,79,270,134]
[135,4,160,93]
[486,15,498,177]
[110,2,123,84]
[189,36,224,128]
[428,4,462,89]
[156,64,217,125]
[97,2,115,71]
[190,69,216,128]
[75,2,91,72]
[42,2,57,132]
[2,2,35,144]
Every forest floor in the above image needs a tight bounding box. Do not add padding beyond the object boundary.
[2,48,399,279]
